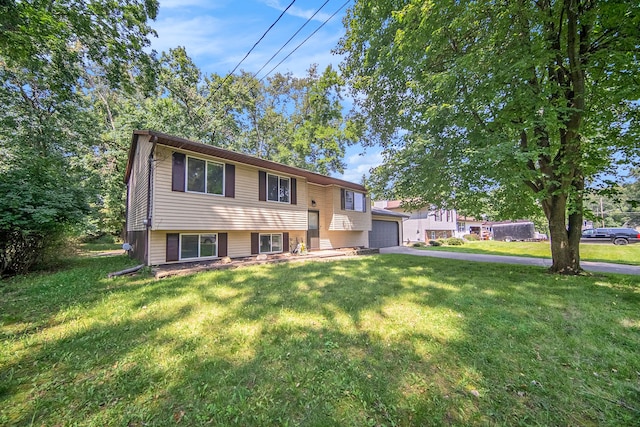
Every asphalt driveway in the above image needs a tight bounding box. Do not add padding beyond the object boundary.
[379,246,640,275]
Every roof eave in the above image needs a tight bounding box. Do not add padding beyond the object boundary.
[131,130,367,192]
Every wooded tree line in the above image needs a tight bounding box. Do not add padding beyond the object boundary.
[584,171,640,228]
[0,1,356,276]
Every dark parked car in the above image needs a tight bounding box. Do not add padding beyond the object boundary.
[581,228,640,245]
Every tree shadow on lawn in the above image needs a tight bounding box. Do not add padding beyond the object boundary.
[2,254,639,425]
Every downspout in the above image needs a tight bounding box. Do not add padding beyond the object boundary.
[145,135,158,265]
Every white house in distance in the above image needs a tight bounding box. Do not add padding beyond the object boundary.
[373,200,457,243]
[456,216,491,239]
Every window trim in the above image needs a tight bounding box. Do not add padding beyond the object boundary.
[266,173,290,203]
[185,155,225,196]
[259,233,283,254]
[179,233,218,260]
[342,189,366,212]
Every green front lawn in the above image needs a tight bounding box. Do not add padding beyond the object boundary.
[420,240,640,266]
[1,254,639,426]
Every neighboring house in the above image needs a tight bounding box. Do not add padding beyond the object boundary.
[456,216,491,239]
[124,130,403,265]
[373,200,457,243]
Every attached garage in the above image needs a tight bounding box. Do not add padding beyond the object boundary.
[369,208,409,248]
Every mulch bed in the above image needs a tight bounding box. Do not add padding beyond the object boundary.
[152,248,379,279]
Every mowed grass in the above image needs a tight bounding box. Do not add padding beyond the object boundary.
[420,240,640,266]
[1,254,639,426]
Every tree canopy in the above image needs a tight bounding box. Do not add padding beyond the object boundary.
[0,0,160,275]
[338,0,640,274]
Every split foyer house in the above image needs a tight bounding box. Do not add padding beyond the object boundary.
[124,130,403,265]
[373,200,457,243]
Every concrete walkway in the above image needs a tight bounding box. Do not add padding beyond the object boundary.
[379,246,640,275]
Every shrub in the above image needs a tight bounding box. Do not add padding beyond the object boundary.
[463,234,480,241]
[445,237,465,245]
[429,240,442,246]
[0,155,89,277]
[412,242,426,247]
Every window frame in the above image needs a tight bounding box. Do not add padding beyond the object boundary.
[179,233,218,260]
[185,155,225,196]
[266,173,290,203]
[342,189,366,212]
[259,233,283,254]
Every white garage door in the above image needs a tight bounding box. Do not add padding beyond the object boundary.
[369,220,399,248]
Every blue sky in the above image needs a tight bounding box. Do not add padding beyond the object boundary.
[150,0,382,183]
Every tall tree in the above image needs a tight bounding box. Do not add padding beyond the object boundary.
[0,0,158,94]
[338,0,640,274]
[0,0,159,275]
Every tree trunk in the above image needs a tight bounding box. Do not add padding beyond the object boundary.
[543,194,582,274]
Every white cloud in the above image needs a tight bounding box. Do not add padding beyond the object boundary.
[337,150,384,184]
[151,15,228,56]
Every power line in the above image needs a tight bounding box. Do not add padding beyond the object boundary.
[252,0,332,80]
[258,0,351,82]
[199,0,297,110]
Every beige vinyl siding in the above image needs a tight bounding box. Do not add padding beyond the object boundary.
[127,135,153,231]
[328,186,371,231]
[323,231,368,248]
[151,146,308,231]
[149,230,307,265]
[307,184,370,248]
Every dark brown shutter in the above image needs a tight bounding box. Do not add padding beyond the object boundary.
[340,188,345,210]
[225,164,235,198]
[218,232,228,257]
[290,178,297,205]
[166,233,179,262]
[258,171,266,201]
[172,153,185,192]
[283,232,289,252]
[251,233,259,254]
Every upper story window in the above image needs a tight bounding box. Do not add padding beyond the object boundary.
[187,156,224,195]
[267,173,290,203]
[342,189,366,212]
[172,152,235,198]
[258,171,296,204]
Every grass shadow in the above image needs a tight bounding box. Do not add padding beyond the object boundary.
[1,254,639,425]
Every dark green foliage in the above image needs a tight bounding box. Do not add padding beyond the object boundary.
[0,0,159,275]
[0,154,89,276]
[0,0,159,96]
[428,240,442,246]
